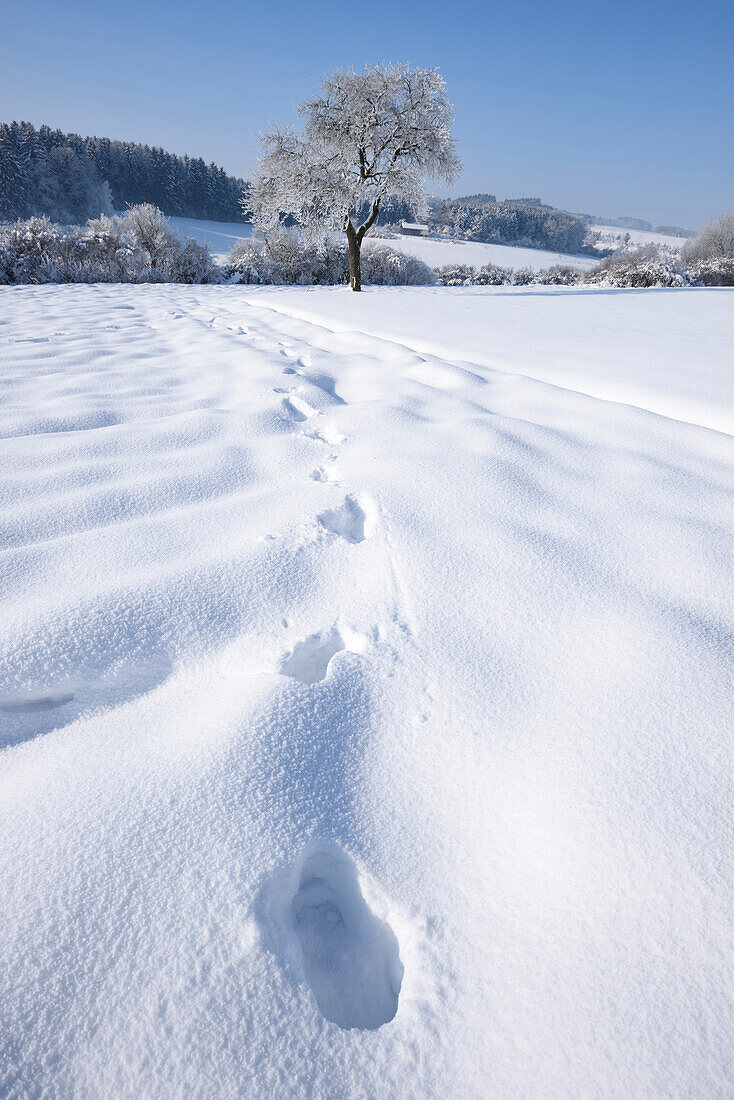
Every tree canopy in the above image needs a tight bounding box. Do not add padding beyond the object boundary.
[249,64,460,289]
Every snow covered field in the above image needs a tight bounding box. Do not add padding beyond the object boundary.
[168,215,254,258]
[1,283,733,1098]
[371,233,598,272]
[593,225,689,250]
[168,215,597,271]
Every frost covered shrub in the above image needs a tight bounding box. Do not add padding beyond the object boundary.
[435,263,478,286]
[227,231,347,284]
[227,231,434,285]
[361,244,435,285]
[509,266,534,286]
[435,261,579,286]
[0,240,12,284]
[0,216,68,284]
[583,245,688,288]
[476,263,512,285]
[532,264,579,285]
[435,262,512,286]
[74,215,131,281]
[681,209,734,264]
[122,204,217,282]
[686,257,734,286]
[0,205,218,284]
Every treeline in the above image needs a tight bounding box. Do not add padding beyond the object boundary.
[0,121,250,224]
[430,196,588,254]
[653,225,695,238]
[586,214,694,236]
[587,214,654,231]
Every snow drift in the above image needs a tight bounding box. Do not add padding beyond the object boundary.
[0,283,732,1098]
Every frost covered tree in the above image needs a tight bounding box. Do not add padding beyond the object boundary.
[248,64,461,290]
[681,209,734,263]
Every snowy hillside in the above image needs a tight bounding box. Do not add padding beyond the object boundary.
[371,233,598,272]
[1,283,733,1098]
[592,224,689,251]
[168,216,597,271]
[168,216,254,256]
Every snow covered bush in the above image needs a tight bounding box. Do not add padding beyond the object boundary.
[583,245,688,288]
[581,238,733,288]
[509,266,534,286]
[532,264,579,285]
[0,205,218,284]
[435,262,578,286]
[0,216,68,284]
[361,244,435,285]
[435,263,478,286]
[686,257,734,286]
[227,231,347,285]
[227,231,434,285]
[123,204,216,282]
[435,262,516,286]
[476,263,513,285]
[681,209,734,264]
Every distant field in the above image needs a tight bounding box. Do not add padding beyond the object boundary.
[593,225,689,250]
[167,216,254,256]
[169,216,598,272]
[371,233,598,272]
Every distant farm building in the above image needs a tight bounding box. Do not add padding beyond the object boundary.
[399,221,430,237]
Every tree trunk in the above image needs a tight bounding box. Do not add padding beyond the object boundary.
[346,221,361,291]
[345,202,379,291]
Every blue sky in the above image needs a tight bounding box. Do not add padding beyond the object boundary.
[2,0,732,228]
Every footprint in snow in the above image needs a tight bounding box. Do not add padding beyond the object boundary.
[280,625,367,684]
[306,424,346,446]
[310,462,340,484]
[278,842,403,1030]
[318,494,377,544]
[303,372,346,405]
[281,395,316,422]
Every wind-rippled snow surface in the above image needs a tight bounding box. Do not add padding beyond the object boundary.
[1,283,732,1098]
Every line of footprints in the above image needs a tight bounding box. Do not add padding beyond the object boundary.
[275,343,378,686]
[268,345,403,1032]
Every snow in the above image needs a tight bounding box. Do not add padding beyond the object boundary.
[258,284,734,435]
[1,282,732,1098]
[593,225,689,250]
[167,215,597,271]
[374,232,598,271]
[168,215,254,257]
